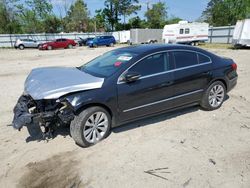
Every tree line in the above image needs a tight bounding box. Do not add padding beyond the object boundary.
[0,0,250,34]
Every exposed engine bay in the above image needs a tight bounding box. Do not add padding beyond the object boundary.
[12,95,75,139]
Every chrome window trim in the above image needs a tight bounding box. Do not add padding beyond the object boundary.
[123,89,204,112]
[117,49,212,84]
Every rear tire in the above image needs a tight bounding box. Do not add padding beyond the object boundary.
[200,81,226,111]
[109,43,114,47]
[70,106,111,147]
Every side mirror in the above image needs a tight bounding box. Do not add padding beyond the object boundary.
[124,72,141,83]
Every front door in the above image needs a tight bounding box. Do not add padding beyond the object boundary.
[117,52,175,123]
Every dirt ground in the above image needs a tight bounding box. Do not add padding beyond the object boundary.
[0,45,250,188]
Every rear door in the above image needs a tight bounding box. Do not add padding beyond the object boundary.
[170,50,212,106]
[117,52,175,122]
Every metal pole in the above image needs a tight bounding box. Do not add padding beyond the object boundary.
[227,25,231,44]
[210,26,213,43]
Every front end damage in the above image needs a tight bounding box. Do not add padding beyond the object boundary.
[12,95,75,139]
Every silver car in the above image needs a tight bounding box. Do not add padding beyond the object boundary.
[14,39,41,50]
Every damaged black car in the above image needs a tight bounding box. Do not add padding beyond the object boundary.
[12,44,238,147]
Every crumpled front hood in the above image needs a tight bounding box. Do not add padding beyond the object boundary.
[24,67,104,100]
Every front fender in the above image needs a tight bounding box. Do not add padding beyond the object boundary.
[63,89,117,116]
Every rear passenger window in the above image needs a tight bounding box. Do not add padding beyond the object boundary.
[174,51,198,68]
[129,53,168,77]
[180,29,184,34]
[198,53,211,64]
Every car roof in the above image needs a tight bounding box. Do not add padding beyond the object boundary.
[116,44,212,55]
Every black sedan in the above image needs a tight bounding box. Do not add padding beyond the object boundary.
[12,44,238,147]
[78,37,94,46]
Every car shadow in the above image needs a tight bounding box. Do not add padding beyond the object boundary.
[25,123,70,143]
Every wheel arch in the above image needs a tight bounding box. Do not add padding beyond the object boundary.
[75,103,113,118]
[211,78,228,91]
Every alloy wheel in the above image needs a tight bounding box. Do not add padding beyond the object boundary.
[83,112,109,143]
[208,84,225,108]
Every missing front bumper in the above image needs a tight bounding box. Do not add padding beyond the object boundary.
[12,95,75,139]
[12,95,33,130]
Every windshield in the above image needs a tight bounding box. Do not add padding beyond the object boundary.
[80,50,138,77]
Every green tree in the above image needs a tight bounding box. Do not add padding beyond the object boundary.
[145,2,168,28]
[202,0,250,26]
[0,0,22,33]
[65,0,89,32]
[43,15,62,33]
[166,16,182,25]
[102,0,141,31]
[128,16,147,28]
[17,0,53,33]
[119,0,141,28]
[94,9,106,31]
[102,0,119,31]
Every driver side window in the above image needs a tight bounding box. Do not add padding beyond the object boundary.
[129,52,169,77]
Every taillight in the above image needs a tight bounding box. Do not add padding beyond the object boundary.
[232,63,237,71]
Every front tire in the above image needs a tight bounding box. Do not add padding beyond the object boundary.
[70,106,111,147]
[19,45,24,50]
[200,81,226,110]
[68,44,73,49]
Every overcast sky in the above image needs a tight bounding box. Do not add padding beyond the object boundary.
[51,0,209,21]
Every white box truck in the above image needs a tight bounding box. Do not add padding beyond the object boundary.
[233,19,250,47]
[162,21,209,45]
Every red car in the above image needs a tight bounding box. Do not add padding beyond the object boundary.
[39,38,77,50]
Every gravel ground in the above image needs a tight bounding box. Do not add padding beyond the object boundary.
[0,46,249,188]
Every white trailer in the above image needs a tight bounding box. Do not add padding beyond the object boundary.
[112,30,130,43]
[232,19,250,47]
[162,21,209,45]
[130,29,163,44]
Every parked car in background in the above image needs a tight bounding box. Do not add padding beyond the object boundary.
[12,44,238,147]
[87,36,116,47]
[39,38,77,50]
[78,37,94,46]
[14,39,41,50]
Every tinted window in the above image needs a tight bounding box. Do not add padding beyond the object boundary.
[81,51,138,77]
[180,29,184,34]
[56,39,61,42]
[185,28,190,34]
[198,53,211,64]
[129,53,168,77]
[174,51,198,68]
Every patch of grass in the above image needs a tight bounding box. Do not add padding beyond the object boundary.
[199,43,233,49]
